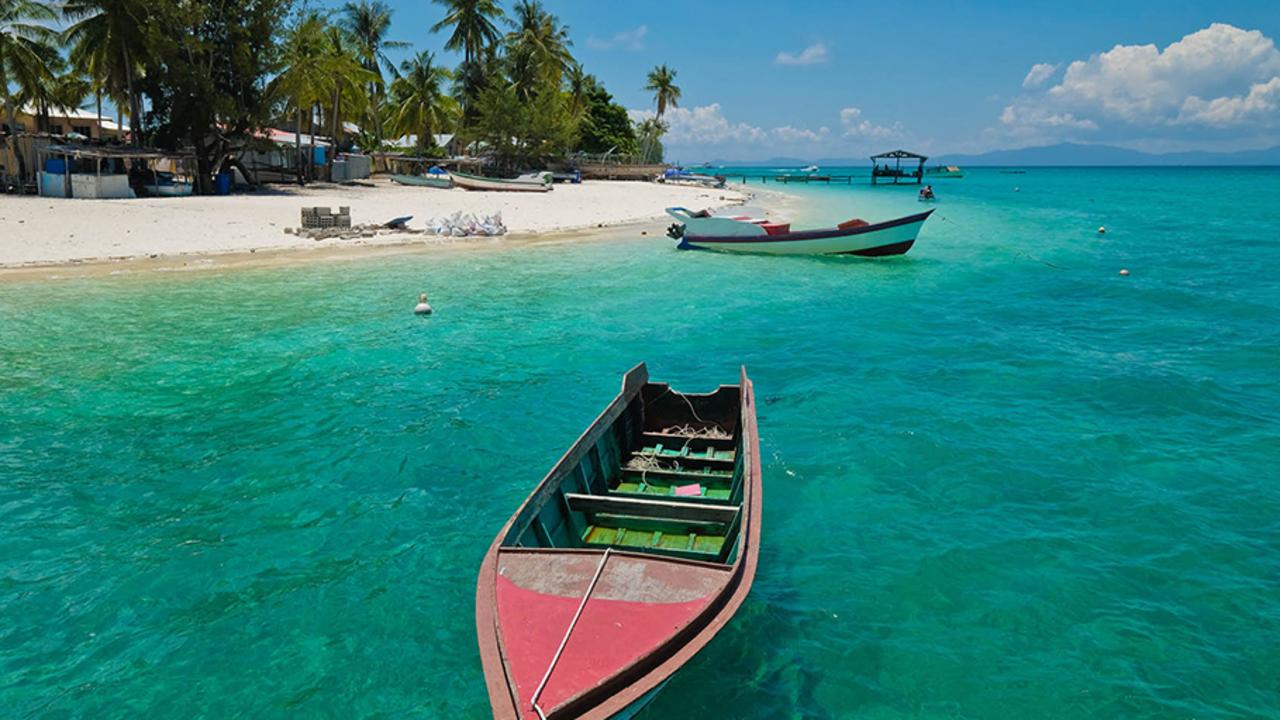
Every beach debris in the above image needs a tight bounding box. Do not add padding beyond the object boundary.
[423,211,507,237]
[1119,268,1130,276]
[414,292,433,315]
[661,423,731,440]
[300,206,352,229]
[287,206,425,240]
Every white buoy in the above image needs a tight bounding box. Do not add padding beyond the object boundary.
[414,292,433,315]
[1119,268,1130,276]
[1098,226,1107,234]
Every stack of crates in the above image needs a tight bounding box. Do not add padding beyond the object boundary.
[300,206,352,229]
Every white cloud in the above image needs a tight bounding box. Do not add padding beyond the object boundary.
[776,42,828,66]
[773,125,829,143]
[996,23,1280,144]
[627,104,910,158]
[839,107,901,138]
[629,104,767,145]
[1000,104,1098,131]
[586,25,647,51]
[1023,63,1059,88]
[1178,76,1280,126]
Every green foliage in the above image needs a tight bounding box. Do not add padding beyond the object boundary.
[387,50,455,155]
[577,81,638,156]
[645,63,681,118]
[472,78,574,171]
[141,0,293,191]
[1,0,60,133]
[430,0,501,64]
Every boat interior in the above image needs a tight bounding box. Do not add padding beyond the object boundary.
[502,379,748,565]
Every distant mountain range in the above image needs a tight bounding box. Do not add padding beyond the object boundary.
[703,142,1280,167]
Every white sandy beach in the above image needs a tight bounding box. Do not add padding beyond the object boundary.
[0,179,750,268]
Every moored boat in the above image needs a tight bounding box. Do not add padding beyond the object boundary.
[452,170,553,192]
[476,363,762,720]
[925,165,964,178]
[390,173,453,189]
[666,206,932,256]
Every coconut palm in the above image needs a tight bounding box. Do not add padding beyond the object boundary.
[320,25,377,175]
[270,13,331,183]
[1,0,58,136]
[340,0,407,143]
[644,64,680,119]
[430,0,502,64]
[505,0,572,98]
[62,0,149,145]
[387,50,454,155]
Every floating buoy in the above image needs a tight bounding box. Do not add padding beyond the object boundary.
[1013,187,1020,192]
[414,292,433,315]
[1098,226,1107,234]
[1119,269,1129,276]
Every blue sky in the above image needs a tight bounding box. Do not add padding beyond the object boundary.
[314,0,1280,161]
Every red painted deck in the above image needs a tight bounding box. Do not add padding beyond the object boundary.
[493,550,727,718]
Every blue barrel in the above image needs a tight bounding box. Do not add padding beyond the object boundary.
[214,172,231,195]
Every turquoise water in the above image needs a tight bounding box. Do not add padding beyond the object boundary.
[2,167,1279,718]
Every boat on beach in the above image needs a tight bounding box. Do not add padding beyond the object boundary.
[476,363,762,720]
[143,172,194,197]
[655,168,726,189]
[665,206,933,256]
[452,170,553,192]
[390,173,453,189]
[925,165,964,178]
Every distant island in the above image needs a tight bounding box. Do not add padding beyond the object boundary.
[705,142,1280,167]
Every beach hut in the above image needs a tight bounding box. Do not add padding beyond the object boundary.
[870,149,927,185]
[35,144,194,199]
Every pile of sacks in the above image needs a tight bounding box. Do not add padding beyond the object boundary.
[424,211,507,237]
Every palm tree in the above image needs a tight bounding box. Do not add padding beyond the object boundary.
[1,0,58,136]
[430,0,502,65]
[642,64,680,162]
[340,0,407,144]
[62,0,149,146]
[505,0,572,98]
[270,13,331,183]
[387,51,453,155]
[644,64,680,119]
[320,25,376,177]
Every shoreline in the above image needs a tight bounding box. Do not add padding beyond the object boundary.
[0,179,800,280]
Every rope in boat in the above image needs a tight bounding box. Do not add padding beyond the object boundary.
[936,214,1068,270]
[531,548,612,720]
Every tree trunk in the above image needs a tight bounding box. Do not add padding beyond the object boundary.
[2,82,30,192]
[327,83,339,181]
[123,47,141,147]
[295,107,304,186]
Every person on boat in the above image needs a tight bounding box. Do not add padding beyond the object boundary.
[414,293,433,315]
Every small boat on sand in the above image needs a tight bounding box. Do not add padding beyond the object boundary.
[656,168,726,189]
[925,165,964,178]
[452,170,552,192]
[476,363,762,720]
[143,172,194,197]
[666,206,932,256]
[390,173,452,189]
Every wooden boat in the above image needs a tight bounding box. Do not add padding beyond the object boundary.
[476,363,762,720]
[143,172,194,197]
[925,165,964,178]
[666,206,932,256]
[390,173,452,189]
[452,170,552,192]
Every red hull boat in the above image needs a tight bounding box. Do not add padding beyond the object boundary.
[476,364,763,719]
